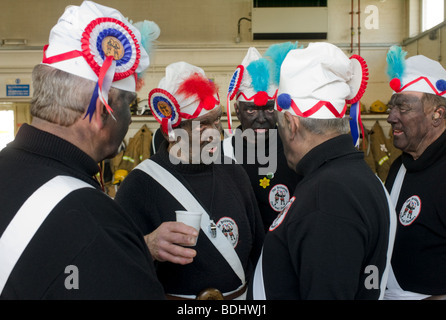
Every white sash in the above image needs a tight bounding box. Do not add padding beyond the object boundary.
[222,137,237,162]
[135,160,246,293]
[384,164,430,300]
[0,176,93,294]
[252,249,266,300]
[377,177,397,300]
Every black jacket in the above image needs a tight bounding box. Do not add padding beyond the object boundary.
[257,134,392,299]
[0,124,164,299]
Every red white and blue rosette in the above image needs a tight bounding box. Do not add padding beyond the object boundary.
[226,65,244,134]
[81,17,141,120]
[228,65,244,101]
[81,17,141,81]
[149,88,181,140]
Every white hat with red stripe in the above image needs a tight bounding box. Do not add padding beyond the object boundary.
[276,42,368,119]
[148,61,220,139]
[386,46,446,95]
[226,42,299,131]
[42,1,159,120]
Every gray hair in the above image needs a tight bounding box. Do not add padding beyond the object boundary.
[31,64,137,126]
[31,64,97,126]
[298,116,351,135]
[30,64,136,126]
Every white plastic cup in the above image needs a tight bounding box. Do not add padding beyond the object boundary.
[175,210,202,246]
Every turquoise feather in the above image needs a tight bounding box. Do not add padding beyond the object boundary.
[386,45,407,80]
[247,58,271,93]
[133,20,161,77]
[264,41,299,85]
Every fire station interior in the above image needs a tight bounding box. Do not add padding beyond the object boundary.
[1,0,445,192]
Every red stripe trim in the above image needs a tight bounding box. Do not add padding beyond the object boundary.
[401,76,446,96]
[236,92,276,102]
[179,93,221,120]
[289,100,347,119]
[42,46,84,65]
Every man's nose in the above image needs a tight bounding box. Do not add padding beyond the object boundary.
[387,109,398,124]
[257,110,267,123]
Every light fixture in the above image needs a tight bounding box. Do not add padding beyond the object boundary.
[2,39,27,46]
[235,17,251,43]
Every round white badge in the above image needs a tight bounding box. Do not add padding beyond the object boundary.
[399,195,422,226]
[269,184,290,212]
[217,217,239,248]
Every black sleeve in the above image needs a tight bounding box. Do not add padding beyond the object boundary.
[115,169,163,235]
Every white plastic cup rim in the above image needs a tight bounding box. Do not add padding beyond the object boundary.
[175,210,202,231]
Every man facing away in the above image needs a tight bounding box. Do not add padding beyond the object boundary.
[0,1,164,299]
[251,42,396,300]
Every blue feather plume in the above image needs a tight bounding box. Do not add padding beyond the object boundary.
[264,41,299,85]
[386,45,407,80]
[133,20,161,77]
[247,58,271,93]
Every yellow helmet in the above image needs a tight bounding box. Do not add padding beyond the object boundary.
[112,169,128,185]
[370,100,388,113]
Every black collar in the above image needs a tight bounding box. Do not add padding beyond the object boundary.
[9,123,100,178]
[296,134,360,176]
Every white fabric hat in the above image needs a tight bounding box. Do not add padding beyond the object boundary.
[276,42,368,119]
[42,1,159,119]
[235,47,277,103]
[226,42,299,131]
[149,61,220,138]
[386,46,446,95]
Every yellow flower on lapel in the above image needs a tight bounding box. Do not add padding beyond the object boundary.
[259,177,270,189]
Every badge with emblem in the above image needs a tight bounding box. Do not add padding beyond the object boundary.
[269,184,290,212]
[216,217,239,248]
[399,195,421,226]
[148,88,182,139]
[81,17,142,120]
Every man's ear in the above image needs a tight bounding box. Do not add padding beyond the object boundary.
[432,106,446,126]
[284,111,298,139]
[90,97,107,130]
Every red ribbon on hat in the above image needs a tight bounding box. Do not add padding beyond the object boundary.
[97,55,116,117]
[392,76,446,96]
[277,99,347,119]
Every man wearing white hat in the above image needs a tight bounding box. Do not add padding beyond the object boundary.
[384,47,446,300]
[0,1,164,299]
[251,42,396,300]
[223,43,303,232]
[115,61,264,300]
